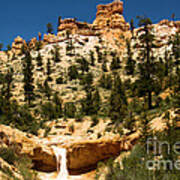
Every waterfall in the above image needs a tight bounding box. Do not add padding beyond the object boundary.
[52,146,69,180]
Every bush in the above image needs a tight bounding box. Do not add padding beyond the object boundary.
[64,102,76,118]
[99,74,112,90]
[68,65,79,80]
[0,146,37,180]
[0,100,40,135]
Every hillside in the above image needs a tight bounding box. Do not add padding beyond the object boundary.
[0,0,180,180]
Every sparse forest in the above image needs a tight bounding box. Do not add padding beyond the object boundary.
[0,14,179,180]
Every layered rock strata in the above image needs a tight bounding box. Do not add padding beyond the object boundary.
[0,125,140,173]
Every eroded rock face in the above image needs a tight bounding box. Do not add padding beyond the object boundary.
[0,125,140,173]
[93,0,129,31]
[0,125,55,172]
[57,0,129,37]
[12,36,26,55]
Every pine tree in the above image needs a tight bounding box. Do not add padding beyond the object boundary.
[53,92,63,118]
[110,56,121,71]
[6,44,11,51]
[76,57,89,74]
[66,35,75,56]
[171,32,180,108]
[81,87,101,116]
[54,46,61,63]
[95,46,103,63]
[99,73,112,90]
[35,41,42,51]
[4,68,13,103]
[140,111,152,145]
[80,72,93,90]
[68,65,79,80]
[44,79,52,101]
[46,58,52,81]
[130,19,135,37]
[125,39,136,75]
[46,23,53,34]
[172,32,180,73]
[89,50,95,66]
[57,16,61,28]
[102,59,108,72]
[135,16,157,109]
[92,88,101,114]
[23,48,35,105]
[64,102,76,118]
[36,52,43,67]
[109,74,127,124]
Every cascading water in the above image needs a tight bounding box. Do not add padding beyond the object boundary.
[52,146,69,180]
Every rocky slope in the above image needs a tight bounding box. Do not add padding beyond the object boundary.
[0,0,180,180]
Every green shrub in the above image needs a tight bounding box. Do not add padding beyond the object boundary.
[0,146,37,180]
[64,102,76,118]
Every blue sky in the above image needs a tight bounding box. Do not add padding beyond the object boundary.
[0,0,179,49]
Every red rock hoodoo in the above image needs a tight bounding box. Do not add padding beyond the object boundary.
[57,0,129,36]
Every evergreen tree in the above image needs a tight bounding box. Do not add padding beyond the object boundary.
[37,79,52,101]
[76,57,89,74]
[89,50,95,66]
[140,111,152,145]
[81,87,101,116]
[52,92,63,118]
[41,101,56,121]
[54,46,61,63]
[164,48,173,77]
[130,18,135,37]
[64,102,76,118]
[36,52,43,67]
[4,68,13,103]
[102,59,108,72]
[6,44,11,51]
[135,16,157,109]
[170,32,180,108]
[23,48,35,105]
[172,32,180,73]
[35,41,42,51]
[44,79,52,101]
[0,69,13,122]
[46,58,52,81]
[110,56,121,71]
[92,88,101,114]
[80,72,93,90]
[68,65,79,80]
[46,23,54,34]
[125,39,136,75]
[99,73,112,90]
[109,74,127,124]
[57,16,61,28]
[66,36,75,56]
[95,46,103,63]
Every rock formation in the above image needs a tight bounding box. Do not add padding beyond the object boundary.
[12,36,26,55]
[0,1,179,179]
[93,0,129,31]
[57,0,129,37]
[0,125,140,173]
